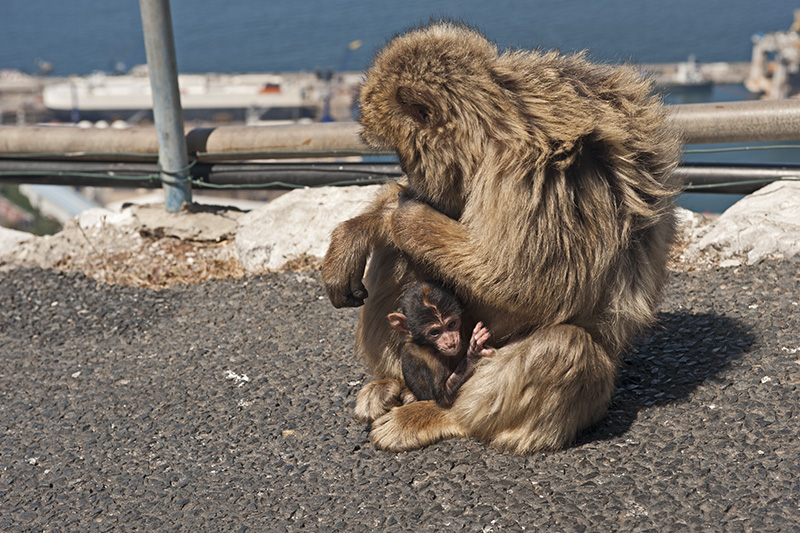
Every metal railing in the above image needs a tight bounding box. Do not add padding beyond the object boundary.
[1,157,800,197]
[2,99,800,158]
[670,99,800,144]
[2,99,800,196]
[139,0,192,211]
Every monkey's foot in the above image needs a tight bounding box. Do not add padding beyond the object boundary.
[369,401,465,452]
[400,387,417,405]
[354,378,406,423]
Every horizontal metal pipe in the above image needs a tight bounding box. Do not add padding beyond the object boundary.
[0,160,160,187]
[2,99,800,161]
[194,162,403,186]
[0,160,404,188]
[677,162,800,194]
[0,126,161,160]
[185,122,367,160]
[0,123,371,162]
[671,99,800,144]
[1,160,795,195]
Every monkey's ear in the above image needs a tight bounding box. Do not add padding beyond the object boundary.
[395,86,435,126]
[387,313,410,335]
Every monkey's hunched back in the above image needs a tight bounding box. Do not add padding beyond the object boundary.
[325,22,682,453]
[359,22,681,353]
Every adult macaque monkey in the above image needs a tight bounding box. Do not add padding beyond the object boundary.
[388,281,494,408]
[322,22,680,453]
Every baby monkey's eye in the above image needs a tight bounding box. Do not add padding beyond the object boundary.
[429,329,441,337]
[447,320,459,330]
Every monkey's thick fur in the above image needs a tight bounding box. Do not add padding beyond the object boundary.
[322,22,681,454]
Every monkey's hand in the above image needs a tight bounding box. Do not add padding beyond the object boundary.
[445,322,493,398]
[468,322,495,360]
[325,278,368,308]
[322,212,376,308]
[355,378,406,423]
[322,267,368,308]
[322,182,406,308]
[322,221,369,308]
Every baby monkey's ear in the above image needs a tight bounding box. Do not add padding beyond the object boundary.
[395,86,436,126]
[387,312,410,335]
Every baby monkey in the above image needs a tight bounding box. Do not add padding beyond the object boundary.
[388,281,495,408]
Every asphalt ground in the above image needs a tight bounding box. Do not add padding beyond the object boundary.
[1,261,799,531]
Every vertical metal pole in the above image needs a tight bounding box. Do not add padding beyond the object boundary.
[139,0,191,212]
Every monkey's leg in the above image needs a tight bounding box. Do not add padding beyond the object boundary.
[369,401,466,452]
[355,379,418,423]
[452,323,619,454]
[366,325,618,454]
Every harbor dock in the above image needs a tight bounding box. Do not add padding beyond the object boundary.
[0,61,754,127]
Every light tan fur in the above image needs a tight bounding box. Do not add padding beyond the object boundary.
[322,22,681,453]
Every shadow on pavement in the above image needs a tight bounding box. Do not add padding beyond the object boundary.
[576,311,755,445]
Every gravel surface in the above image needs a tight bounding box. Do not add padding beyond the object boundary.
[1,261,799,531]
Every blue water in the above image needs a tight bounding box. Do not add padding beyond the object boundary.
[2,0,799,212]
[1,0,797,76]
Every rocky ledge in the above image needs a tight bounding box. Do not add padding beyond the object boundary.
[1,181,799,288]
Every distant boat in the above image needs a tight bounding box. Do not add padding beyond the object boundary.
[658,55,713,90]
[42,67,323,123]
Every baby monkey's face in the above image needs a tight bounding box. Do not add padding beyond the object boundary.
[424,315,462,357]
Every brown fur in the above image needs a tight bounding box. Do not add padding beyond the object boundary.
[353,377,417,423]
[322,22,681,453]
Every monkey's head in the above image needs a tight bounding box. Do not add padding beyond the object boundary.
[387,281,465,357]
[359,22,518,219]
[359,22,667,222]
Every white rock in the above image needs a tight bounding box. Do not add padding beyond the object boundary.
[684,181,800,265]
[0,226,35,260]
[129,203,242,242]
[674,206,705,230]
[235,185,383,272]
[718,259,741,268]
[674,207,711,243]
[77,207,136,230]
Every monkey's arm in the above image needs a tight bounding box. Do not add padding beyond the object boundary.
[442,323,494,405]
[391,198,519,309]
[401,345,450,404]
[322,180,406,307]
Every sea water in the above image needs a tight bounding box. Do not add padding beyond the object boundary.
[1,0,796,75]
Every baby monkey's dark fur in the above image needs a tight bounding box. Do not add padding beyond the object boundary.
[388,282,493,408]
